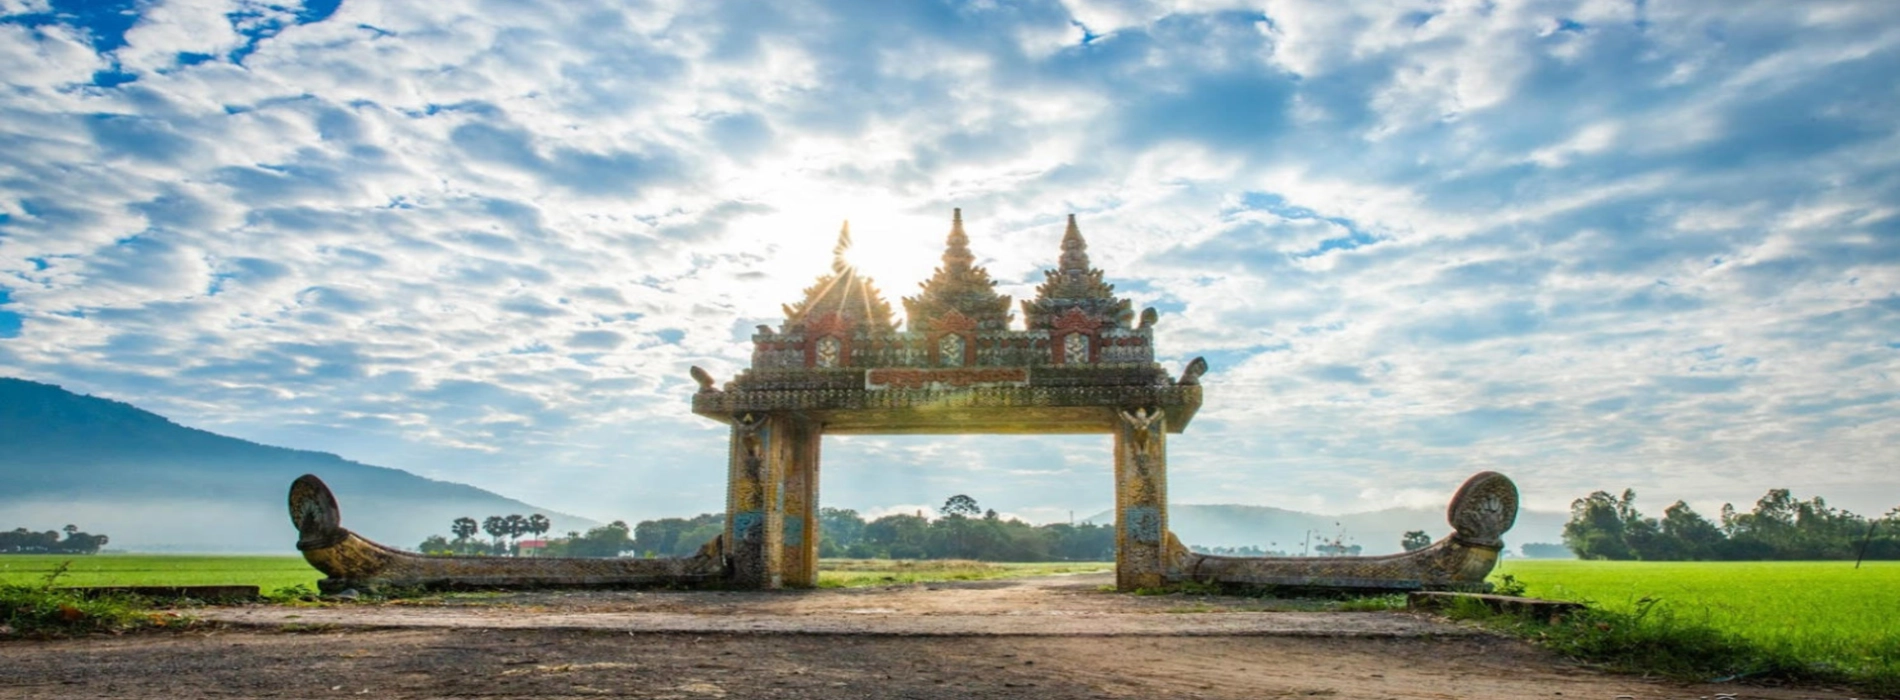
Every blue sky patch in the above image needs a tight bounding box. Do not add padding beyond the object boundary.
[0,0,141,52]
[0,289,18,338]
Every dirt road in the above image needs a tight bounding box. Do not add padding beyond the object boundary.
[0,573,1861,699]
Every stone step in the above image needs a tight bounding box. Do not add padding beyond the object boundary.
[1406,591,1584,618]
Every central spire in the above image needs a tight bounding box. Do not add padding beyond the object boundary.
[1023,213,1131,330]
[1057,214,1089,273]
[942,208,975,270]
[902,209,1013,333]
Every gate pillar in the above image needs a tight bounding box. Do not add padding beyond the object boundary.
[723,412,820,589]
[1114,407,1169,591]
[779,418,822,588]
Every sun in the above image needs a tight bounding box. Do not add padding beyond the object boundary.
[748,188,941,292]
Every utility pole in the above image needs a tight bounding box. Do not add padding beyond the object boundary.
[1856,519,1880,569]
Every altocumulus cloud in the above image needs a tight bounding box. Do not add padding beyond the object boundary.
[0,0,1896,525]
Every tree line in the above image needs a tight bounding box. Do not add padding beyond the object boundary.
[417,495,1116,561]
[1,525,109,554]
[609,494,1116,561]
[418,514,552,556]
[1562,488,1899,561]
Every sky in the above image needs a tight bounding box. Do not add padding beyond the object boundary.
[1,0,1896,528]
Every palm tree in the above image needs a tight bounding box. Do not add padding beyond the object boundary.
[482,515,507,552]
[504,514,528,554]
[449,517,479,554]
[527,514,551,540]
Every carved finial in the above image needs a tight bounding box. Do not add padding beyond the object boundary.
[1138,307,1158,330]
[943,208,974,270]
[1177,357,1208,386]
[690,366,717,392]
[831,220,853,274]
[1059,213,1089,273]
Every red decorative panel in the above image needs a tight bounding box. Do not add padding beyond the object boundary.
[1051,307,1101,334]
[928,309,978,333]
[806,312,851,337]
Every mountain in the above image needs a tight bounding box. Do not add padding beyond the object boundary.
[0,378,597,552]
[1086,503,1569,556]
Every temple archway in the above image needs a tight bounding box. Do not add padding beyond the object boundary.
[692,210,1204,590]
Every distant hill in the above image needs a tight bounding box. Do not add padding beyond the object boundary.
[0,378,597,552]
[1086,502,1568,556]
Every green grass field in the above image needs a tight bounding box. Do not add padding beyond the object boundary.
[1495,560,1900,690]
[0,555,322,592]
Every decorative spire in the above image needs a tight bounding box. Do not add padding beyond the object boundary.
[902,209,1013,332]
[1022,214,1132,330]
[780,219,897,334]
[832,220,853,274]
[1058,214,1089,273]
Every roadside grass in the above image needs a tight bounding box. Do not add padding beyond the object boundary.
[816,559,1109,588]
[0,563,183,637]
[1478,560,1899,695]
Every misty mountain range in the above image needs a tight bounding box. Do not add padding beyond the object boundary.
[1091,502,1567,557]
[0,378,597,552]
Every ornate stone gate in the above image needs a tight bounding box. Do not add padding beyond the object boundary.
[690,211,1205,590]
[284,210,1516,594]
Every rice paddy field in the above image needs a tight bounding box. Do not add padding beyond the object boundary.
[1495,560,1900,686]
[0,555,322,592]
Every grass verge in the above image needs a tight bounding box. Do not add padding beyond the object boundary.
[1443,580,1898,697]
[0,562,184,637]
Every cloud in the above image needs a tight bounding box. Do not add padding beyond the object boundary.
[0,0,1895,529]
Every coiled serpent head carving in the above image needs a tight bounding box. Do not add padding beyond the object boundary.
[1446,471,1519,548]
[288,474,347,550]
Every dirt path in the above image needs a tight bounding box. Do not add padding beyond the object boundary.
[0,574,1863,699]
